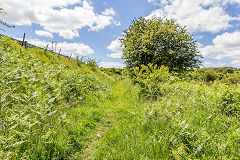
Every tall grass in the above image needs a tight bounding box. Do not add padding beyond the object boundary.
[0,36,110,159]
[1,36,240,159]
[93,68,240,159]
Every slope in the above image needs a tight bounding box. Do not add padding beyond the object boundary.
[0,36,112,159]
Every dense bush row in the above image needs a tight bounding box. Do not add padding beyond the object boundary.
[187,67,240,84]
[127,64,239,100]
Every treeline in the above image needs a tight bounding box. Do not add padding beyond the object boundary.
[187,67,240,84]
[101,66,240,85]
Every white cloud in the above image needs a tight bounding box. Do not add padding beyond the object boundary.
[202,60,240,68]
[107,52,123,59]
[202,61,228,68]
[99,62,125,68]
[147,0,165,5]
[146,0,240,33]
[200,31,240,60]
[148,0,156,3]
[27,39,94,57]
[107,37,123,59]
[195,35,204,40]
[102,8,116,16]
[231,60,240,68]
[2,0,119,39]
[35,30,54,38]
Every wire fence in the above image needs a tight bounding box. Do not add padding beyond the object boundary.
[0,33,71,59]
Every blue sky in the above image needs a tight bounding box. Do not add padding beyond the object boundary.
[0,0,240,68]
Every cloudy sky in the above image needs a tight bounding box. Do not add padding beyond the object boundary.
[0,0,240,68]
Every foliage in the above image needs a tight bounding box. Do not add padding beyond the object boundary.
[120,17,201,72]
[0,36,109,159]
[220,74,240,84]
[89,64,240,159]
[131,64,171,99]
[100,68,123,76]
[1,35,240,159]
[187,67,240,84]
[0,8,15,31]
[100,68,123,81]
[76,55,99,69]
[92,77,240,160]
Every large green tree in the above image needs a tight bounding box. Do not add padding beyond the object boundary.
[120,17,201,71]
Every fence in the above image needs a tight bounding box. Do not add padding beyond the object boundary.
[0,33,71,59]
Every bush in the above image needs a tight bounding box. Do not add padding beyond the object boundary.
[220,90,240,117]
[187,67,240,84]
[221,74,240,84]
[200,71,217,82]
[131,64,171,99]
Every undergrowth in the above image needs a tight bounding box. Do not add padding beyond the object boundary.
[1,36,240,159]
[0,36,111,159]
[92,65,240,159]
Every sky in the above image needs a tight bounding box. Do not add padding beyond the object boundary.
[0,0,240,68]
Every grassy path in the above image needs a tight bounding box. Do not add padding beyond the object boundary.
[81,79,240,159]
[80,79,139,159]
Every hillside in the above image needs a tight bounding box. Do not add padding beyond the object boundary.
[0,36,112,159]
[1,36,240,159]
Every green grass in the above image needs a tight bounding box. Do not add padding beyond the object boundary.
[90,69,240,159]
[90,80,240,159]
[1,36,240,159]
[79,79,139,159]
[0,36,112,159]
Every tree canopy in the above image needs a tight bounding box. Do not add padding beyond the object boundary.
[0,8,15,31]
[120,17,201,72]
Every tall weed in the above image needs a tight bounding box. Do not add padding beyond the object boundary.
[0,36,108,159]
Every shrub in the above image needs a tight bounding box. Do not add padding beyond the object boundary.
[221,74,240,85]
[132,64,171,99]
[220,90,240,117]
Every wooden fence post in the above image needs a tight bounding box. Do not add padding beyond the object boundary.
[44,44,49,54]
[22,33,25,46]
[58,49,61,57]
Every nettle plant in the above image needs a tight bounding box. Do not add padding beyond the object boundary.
[132,64,175,99]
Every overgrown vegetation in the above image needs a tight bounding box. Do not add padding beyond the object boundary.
[0,35,240,159]
[100,68,123,80]
[0,36,110,159]
[188,67,240,84]
[92,66,240,159]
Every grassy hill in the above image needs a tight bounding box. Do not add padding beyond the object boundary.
[0,36,112,159]
[1,36,240,159]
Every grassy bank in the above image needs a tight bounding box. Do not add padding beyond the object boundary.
[1,36,239,159]
[0,36,112,159]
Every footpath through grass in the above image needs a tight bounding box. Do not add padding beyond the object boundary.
[81,78,240,159]
[1,36,239,159]
[81,79,140,159]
